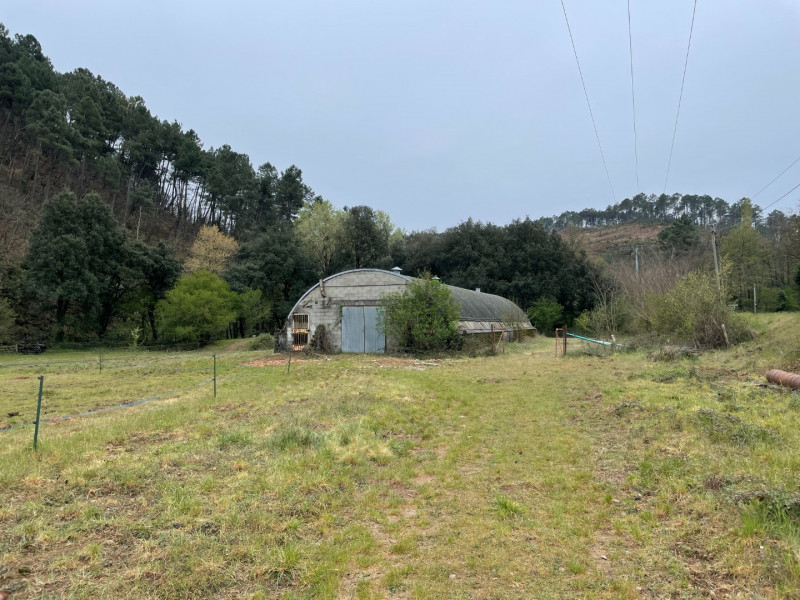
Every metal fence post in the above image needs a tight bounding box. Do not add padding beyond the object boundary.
[33,376,44,451]
[213,354,217,397]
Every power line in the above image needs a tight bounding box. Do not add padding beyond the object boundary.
[760,181,800,213]
[663,0,699,194]
[752,153,800,199]
[559,0,616,203]
[627,0,639,191]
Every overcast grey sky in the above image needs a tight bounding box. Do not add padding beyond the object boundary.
[4,1,800,230]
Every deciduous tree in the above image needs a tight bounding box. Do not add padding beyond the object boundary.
[185,225,238,274]
[156,270,236,343]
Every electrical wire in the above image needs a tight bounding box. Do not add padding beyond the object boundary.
[559,0,616,202]
[663,0,699,193]
[751,154,800,199]
[760,181,800,213]
[627,0,640,191]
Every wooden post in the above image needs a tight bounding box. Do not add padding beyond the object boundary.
[711,224,720,290]
[33,376,44,451]
[554,328,567,357]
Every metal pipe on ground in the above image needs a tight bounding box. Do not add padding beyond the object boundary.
[766,369,800,390]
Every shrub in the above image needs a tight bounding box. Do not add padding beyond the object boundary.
[309,325,330,353]
[580,297,633,339]
[380,275,460,354]
[650,269,753,349]
[248,332,275,351]
[526,298,563,336]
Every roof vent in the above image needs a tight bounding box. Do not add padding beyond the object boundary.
[432,275,440,281]
[391,266,403,272]
[475,287,481,293]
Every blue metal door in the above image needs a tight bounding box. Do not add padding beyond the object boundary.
[364,306,385,353]
[341,306,385,353]
[341,306,364,353]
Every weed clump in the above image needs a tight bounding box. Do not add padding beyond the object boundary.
[495,495,525,518]
[217,430,252,448]
[328,424,393,465]
[269,425,320,451]
[694,409,778,447]
[612,401,645,417]
[649,346,698,362]
[738,487,800,539]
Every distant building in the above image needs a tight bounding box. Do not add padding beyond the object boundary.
[275,268,533,353]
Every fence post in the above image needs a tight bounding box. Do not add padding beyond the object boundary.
[33,376,44,451]
[213,354,217,397]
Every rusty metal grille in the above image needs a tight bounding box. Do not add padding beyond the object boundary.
[292,314,310,350]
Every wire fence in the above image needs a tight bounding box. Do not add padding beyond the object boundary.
[0,352,290,446]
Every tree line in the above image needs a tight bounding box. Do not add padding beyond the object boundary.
[0,25,798,349]
[538,193,766,230]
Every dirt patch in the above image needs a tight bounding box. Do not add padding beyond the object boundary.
[372,357,442,370]
[411,474,435,487]
[499,481,538,493]
[386,480,417,500]
[336,567,382,599]
[244,357,305,367]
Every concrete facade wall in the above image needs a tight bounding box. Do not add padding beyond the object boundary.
[276,270,408,352]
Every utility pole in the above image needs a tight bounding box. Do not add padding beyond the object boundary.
[711,224,720,289]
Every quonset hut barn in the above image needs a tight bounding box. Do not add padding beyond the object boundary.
[275,269,533,353]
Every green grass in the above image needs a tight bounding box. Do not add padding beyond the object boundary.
[0,315,799,598]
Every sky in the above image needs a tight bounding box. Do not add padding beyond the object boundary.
[4,1,800,231]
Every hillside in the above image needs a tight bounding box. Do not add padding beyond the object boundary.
[558,222,665,261]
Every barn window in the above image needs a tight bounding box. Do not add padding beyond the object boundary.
[292,313,310,349]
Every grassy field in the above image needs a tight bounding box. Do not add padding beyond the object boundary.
[1,315,800,599]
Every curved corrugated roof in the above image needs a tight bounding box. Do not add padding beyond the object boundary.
[446,285,530,324]
[287,269,532,328]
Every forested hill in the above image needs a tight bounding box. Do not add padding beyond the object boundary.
[1,25,798,347]
[0,25,322,262]
[538,193,764,231]
[0,25,604,344]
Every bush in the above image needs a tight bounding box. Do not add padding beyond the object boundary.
[526,298,563,336]
[650,269,753,349]
[380,275,460,354]
[578,297,633,339]
[309,325,331,353]
[248,332,275,351]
